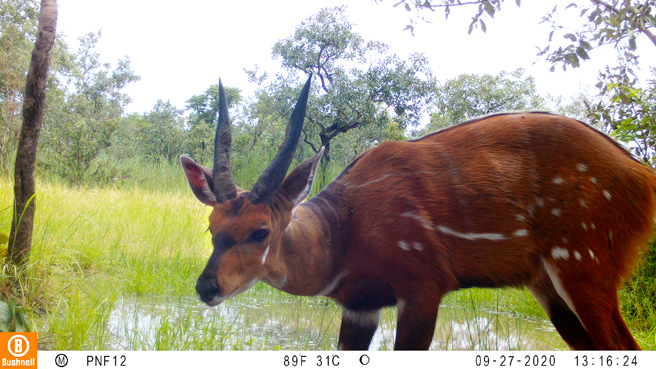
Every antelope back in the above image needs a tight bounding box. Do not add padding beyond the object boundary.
[328,112,655,291]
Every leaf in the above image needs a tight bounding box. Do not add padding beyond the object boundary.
[484,1,495,17]
[576,46,590,60]
[619,92,632,104]
[564,33,578,42]
[423,0,433,11]
[0,300,11,332]
[0,232,8,245]
[481,19,487,33]
[565,53,580,68]
[14,308,29,333]
[516,0,521,6]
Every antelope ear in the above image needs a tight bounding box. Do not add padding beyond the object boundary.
[279,147,325,207]
[181,155,217,206]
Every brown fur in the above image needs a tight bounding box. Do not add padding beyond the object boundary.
[187,112,655,350]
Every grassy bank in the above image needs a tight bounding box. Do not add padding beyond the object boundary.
[1,171,654,350]
[0,170,210,349]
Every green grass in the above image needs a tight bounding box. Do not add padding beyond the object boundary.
[1,166,654,350]
[0,170,211,349]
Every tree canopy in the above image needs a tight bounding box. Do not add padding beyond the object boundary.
[424,68,545,133]
[263,6,436,161]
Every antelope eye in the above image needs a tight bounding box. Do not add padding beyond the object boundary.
[249,229,269,242]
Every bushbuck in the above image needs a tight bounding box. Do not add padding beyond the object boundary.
[181,75,654,350]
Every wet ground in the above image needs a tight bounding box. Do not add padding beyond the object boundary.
[106,290,564,350]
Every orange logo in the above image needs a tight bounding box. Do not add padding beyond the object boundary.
[0,332,37,368]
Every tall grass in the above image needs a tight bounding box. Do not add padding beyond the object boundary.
[1,166,211,349]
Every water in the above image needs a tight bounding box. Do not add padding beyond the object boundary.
[105,289,564,350]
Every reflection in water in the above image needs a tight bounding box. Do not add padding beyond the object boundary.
[106,291,563,350]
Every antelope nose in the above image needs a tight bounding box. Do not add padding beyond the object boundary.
[196,276,222,305]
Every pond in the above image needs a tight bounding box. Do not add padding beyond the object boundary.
[105,288,565,350]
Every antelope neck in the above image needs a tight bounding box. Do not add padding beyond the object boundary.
[263,193,346,296]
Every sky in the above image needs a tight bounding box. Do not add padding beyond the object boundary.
[55,0,656,115]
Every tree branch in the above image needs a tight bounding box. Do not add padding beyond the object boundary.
[589,0,619,14]
[590,0,656,48]
[302,129,319,153]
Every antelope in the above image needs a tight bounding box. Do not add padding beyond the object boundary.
[181,75,655,350]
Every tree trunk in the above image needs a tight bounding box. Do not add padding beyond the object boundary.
[8,0,58,266]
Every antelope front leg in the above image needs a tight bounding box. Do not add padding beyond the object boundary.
[337,307,381,350]
[394,297,440,350]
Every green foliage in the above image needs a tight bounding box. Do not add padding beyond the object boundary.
[422,68,545,133]
[0,0,39,171]
[589,66,656,166]
[138,100,186,165]
[185,84,242,167]
[267,6,435,161]
[622,243,656,326]
[539,1,656,71]
[0,297,30,332]
[40,32,140,184]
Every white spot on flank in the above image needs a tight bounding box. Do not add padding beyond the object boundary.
[513,229,529,237]
[591,223,597,230]
[577,163,588,172]
[590,177,598,184]
[398,240,411,251]
[588,249,600,264]
[551,208,561,217]
[603,190,612,200]
[261,245,270,265]
[562,237,569,245]
[574,251,582,261]
[400,211,434,231]
[551,247,570,260]
[412,242,424,251]
[315,271,348,296]
[436,225,507,241]
[581,222,588,231]
[516,214,526,222]
[552,177,564,184]
[579,199,588,208]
